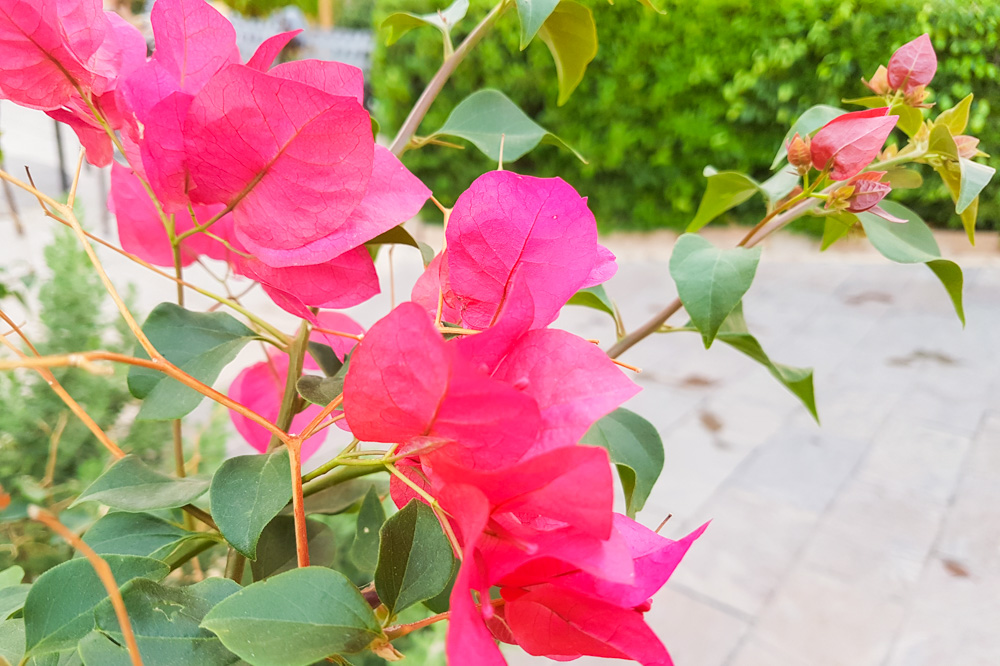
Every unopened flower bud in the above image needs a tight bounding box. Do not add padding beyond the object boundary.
[903,84,931,108]
[826,184,855,212]
[839,172,906,223]
[787,133,812,175]
[863,65,890,95]
[954,135,981,160]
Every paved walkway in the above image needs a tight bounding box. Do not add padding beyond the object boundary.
[3,103,999,666]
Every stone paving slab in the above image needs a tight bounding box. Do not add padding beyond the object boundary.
[2,104,999,666]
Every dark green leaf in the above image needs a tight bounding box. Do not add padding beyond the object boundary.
[687,169,760,232]
[421,561,458,613]
[514,0,559,47]
[78,632,132,666]
[580,408,664,517]
[365,225,419,249]
[957,158,994,215]
[128,303,257,420]
[210,451,291,560]
[350,487,386,573]
[295,478,389,516]
[771,105,844,169]
[296,375,344,406]
[669,234,761,348]
[24,556,168,655]
[0,586,29,621]
[201,567,383,666]
[428,89,584,163]
[376,500,455,615]
[250,517,336,581]
[82,512,198,561]
[537,1,597,106]
[73,456,209,511]
[567,284,616,318]
[306,341,343,377]
[92,579,240,666]
[714,304,817,420]
[381,0,468,46]
[936,93,973,135]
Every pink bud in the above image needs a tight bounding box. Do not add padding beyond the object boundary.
[954,135,981,160]
[787,133,812,174]
[863,65,890,95]
[887,34,937,92]
[811,108,898,181]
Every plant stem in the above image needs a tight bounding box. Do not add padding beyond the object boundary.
[288,439,310,568]
[268,321,310,451]
[388,0,511,156]
[0,351,289,443]
[225,549,246,583]
[302,464,384,497]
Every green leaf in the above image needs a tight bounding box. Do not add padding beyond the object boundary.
[78,632,132,666]
[73,455,209,512]
[350,486,386,573]
[758,167,800,204]
[0,568,23,590]
[927,259,965,326]
[295,478,389,516]
[381,0,469,46]
[668,233,761,348]
[842,95,887,109]
[428,89,584,163]
[0,586,29,621]
[882,168,923,190]
[250,517,337,581]
[889,101,923,138]
[859,201,965,325]
[375,500,455,615]
[514,0,559,47]
[936,93,973,135]
[307,341,343,377]
[24,556,168,656]
[364,225,419,249]
[82,512,200,561]
[210,450,291,560]
[957,158,994,215]
[935,161,978,244]
[567,284,616,319]
[820,212,858,251]
[91,579,240,666]
[128,303,257,420]
[579,408,664,518]
[714,304,818,420]
[928,124,959,160]
[0,620,25,666]
[537,1,597,106]
[687,169,760,232]
[201,567,383,666]
[771,105,844,169]
[296,375,344,406]
[417,242,436,267]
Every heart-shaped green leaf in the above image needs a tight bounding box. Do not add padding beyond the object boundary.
[580,408,664,517]
[375,500,455,615]
[210,450,292,560]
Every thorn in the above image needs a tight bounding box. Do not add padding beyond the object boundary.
[612,358,642,373]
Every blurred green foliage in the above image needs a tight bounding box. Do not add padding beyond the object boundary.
[0,227,173,579]
[220,0,374,28]
[371,0,998,230]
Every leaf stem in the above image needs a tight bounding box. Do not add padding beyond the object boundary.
[388,0,511,156]
[268,321,310,451]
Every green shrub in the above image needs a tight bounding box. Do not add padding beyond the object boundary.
[371,0,999,230]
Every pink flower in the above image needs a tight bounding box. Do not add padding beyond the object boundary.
[228,348,330,460]
[887,34,937,93]
[811,107,898,181]
[443,171,617,329]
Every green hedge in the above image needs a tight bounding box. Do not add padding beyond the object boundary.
[370,0,999,230]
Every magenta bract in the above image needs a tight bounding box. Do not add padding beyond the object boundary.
[810,107,898,181]
[887,34,937,92]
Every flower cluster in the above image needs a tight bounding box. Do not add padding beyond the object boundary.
[0,0,703,663]
[344,170,704,664]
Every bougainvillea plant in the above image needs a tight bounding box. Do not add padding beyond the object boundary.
[0,0,991,663]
